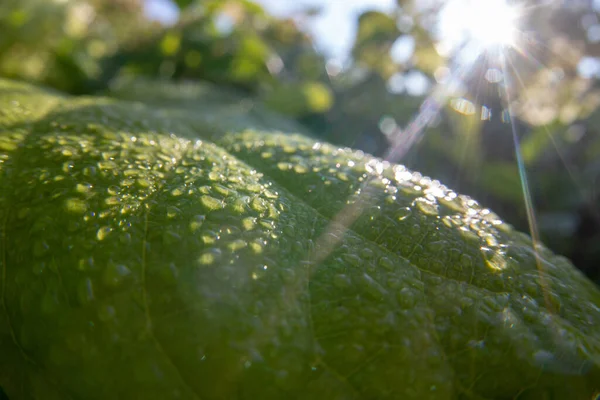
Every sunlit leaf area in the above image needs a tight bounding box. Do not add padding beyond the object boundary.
[1,0,600,398]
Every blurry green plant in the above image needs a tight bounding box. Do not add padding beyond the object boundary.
[0,0,153,93]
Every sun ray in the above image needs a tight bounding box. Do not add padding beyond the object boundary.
[501,52,561,320]
[304,0,594,286]
[504,48,600,226]
[518,32,580,71]
[504,47,528,92]
[453,53,488,187]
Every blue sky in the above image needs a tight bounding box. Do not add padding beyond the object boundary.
[253,0,396,61]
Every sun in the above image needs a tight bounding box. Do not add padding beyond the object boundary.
[437,0,521,58]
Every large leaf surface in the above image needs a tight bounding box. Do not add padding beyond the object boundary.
[0,79,599,399]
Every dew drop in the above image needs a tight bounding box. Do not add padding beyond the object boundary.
[201,230,219,244]
[246,183,262,193]
[98,160,117,170]
[459,227,480,243]
[136,178,152,188]
[103,264,132,287]
[33,240,50,257]
[120,232,132,244]
[426,240,447,252]
[342,254,362,268]
[442,216,454,228]
[121,204,135,215]
[219,225,241,238]
[282,145,296,154]
[459,297,474,309]
[378,256,395,271]
[105,196,120,206]
[282,225,295,237]
[460,254,473,268]
[160,262,180,284]
[171,188,184,197]
[249,240,263,254]
[77,278,95,304]
[241,217,256,231]
[386,277,401,290]
[360,248,374,259]
[198,248,222,266]
[75,183,93,194]
[280,269,296,284]
[227,198,247,215]
[250,197,267,213]
[189,215,206,233]
[481,247,507,272]
[64,198,88,215]
[293,164,308,174]
[267,203,279,219]
[410,224,421,235]
[397,287,417,309]
[396,207,412,221]
[78,257,95,271]
[96,226,112,241]
[337,172,349,181]
[200,195,222,211]
[365,159,384,175]
[213,184,231,197]
[333,274,352,289]
[228,239,247,252]
[162,230,181,245]
[362,273,387,300]
[59,146,73,157]
[263,189,278,199]
[414,198,439,216]
[166,206,180,219]
[277,162,292,171]
[485,235,499,247]
[121,178,135,187]
[98,305,116,322]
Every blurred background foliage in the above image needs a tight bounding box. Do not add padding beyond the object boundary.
[0,0,598,283]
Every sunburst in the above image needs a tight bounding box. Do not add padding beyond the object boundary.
[437,0,522,61]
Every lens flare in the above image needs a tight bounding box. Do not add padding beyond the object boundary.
[438,0,521,58]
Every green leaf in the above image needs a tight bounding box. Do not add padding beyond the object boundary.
[0,79,599,399]
[173,0,195,10]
